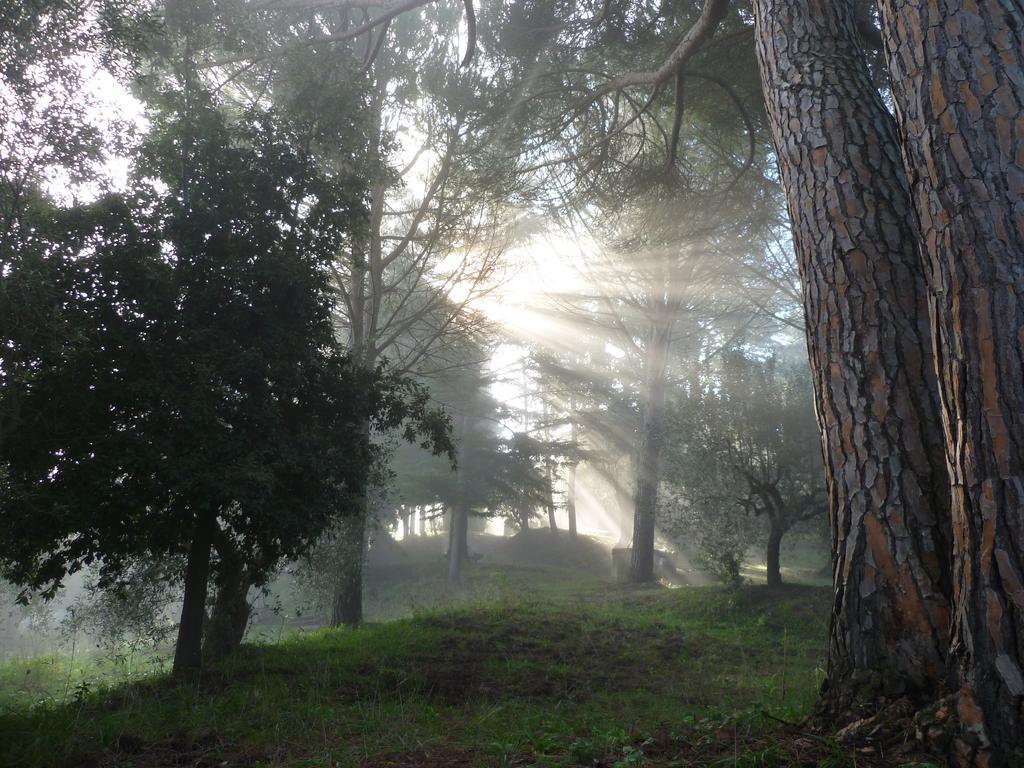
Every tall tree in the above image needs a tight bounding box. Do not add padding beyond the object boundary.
[321,16,509,627]
[876,1,1024,761]
[552,175,776,582]
[752,0,952,711]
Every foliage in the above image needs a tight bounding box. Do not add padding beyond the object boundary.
[60,560,181,663]
[0,0,155,208]
[661,347,826,585]
[0,85,452,612]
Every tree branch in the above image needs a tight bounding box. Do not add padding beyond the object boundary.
[592,0,731,98]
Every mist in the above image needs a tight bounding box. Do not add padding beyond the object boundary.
[3,1,1021,765]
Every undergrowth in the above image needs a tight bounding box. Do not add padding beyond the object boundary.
[0,561,921,767]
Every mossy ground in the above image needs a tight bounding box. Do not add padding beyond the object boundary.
[0,536,934,767]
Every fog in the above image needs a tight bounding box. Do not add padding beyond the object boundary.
[6,0,1011,764]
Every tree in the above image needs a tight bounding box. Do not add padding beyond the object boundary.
[0,88,452,674]
[315,11,511,627]
[665,348,825,587]
[551,175,779,582]
[0,1,155,456]
[213,0,772,586]
[142,0,503,630]
[393,347,499,587]
[385,337,560,584]
[874,1,1024,761]
[752,0,953,712]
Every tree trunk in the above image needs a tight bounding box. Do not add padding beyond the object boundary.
[766,522,784,588]
[332,557,363,628]
[204,536,251,662]
[204,565,250,661]
[629,325,670,583]
[566,462,578,539]
[331,513,365,628]
[331,406,372,628]
[172,511,215,675]
[447,501,469,586]
[518,504,531,532]
[876,2,1024,761]
[753,0,952,709]
[568,399,579,539]
[546,464,558,532]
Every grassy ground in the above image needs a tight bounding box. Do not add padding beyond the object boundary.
[0,537,932,767]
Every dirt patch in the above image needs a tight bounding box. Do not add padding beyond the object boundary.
[402,610,694,705]
[361,745,481,768]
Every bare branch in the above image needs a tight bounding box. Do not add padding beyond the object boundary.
[667,71,686,171]
[361,18,391,73]
[460,0,476,68]
[203,0,442,69]
[592,0,731,97]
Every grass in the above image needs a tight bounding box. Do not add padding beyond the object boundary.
[5,538,931,768]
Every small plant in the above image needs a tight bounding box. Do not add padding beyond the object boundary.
[612,737,654,767]
[488,737,518,767]
[71,680,91,705]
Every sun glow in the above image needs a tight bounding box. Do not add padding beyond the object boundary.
[473,231,592,344]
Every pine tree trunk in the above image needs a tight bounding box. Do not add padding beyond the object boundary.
[629,326,669,584]
[331,410,372,628]
[568,400,579,539]
[566,463,578,539]
[546,464,558,532]
[766,523,784,588]
[331,513,365,628]
[876,2,1024,761]
[172,511,215,675]
[752,0,952,709]
[447,501,468,586]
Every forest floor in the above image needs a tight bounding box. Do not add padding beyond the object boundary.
[1,533,938,768]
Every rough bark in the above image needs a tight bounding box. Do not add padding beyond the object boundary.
[875,2,1024,761]
[629,323,670,583]
[752,0,952,708]
[172,511,215,675]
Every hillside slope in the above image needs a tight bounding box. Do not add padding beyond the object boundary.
[1,562,931,767]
